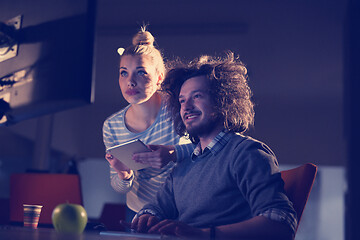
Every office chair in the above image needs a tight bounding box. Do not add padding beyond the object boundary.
[281,163,318,233]
[10,173,83,225]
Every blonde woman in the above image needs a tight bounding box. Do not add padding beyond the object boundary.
[103,28,193,217]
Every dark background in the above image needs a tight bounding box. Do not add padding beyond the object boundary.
[0,0,347,169]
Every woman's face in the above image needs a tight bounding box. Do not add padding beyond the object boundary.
[119,55,162,105]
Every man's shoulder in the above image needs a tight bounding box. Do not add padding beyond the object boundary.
[227,133,278,167]
[226,133,272,153]
[228,132,256,145]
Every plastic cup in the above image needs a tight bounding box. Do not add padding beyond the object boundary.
[23,204,43,229]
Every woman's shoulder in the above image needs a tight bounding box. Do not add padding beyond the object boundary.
[104,105,130,124]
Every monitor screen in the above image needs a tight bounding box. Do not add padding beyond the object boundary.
[0,0,96,125]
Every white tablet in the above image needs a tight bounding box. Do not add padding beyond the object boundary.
[106,139,152,170]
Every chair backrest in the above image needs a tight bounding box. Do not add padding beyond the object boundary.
[281,163,317,232]
[10,173,83,225]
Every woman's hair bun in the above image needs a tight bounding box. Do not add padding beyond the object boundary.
[121,26,165,77]
[132,29,155,46]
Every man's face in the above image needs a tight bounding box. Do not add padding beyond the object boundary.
[179,76,219,138]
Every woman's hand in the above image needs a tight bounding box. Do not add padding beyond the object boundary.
[105,153,133,180]
[132,145,176,169]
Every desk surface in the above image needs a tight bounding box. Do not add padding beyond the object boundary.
[0,226,171,240]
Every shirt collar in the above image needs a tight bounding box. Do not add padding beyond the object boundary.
[191,130,232,160]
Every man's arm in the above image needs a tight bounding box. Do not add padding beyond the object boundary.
[208,216,294,240]
[173,143,195,162]
[132,171,179,232]
[134,215,293,240]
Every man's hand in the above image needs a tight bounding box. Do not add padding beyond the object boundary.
[132,145,176,169]
[148,219,208,238]
[131,214,160,233]
[105,153,133,180]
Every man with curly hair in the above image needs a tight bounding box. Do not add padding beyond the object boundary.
[131,52,297,240]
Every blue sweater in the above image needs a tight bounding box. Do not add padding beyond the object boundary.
[141,132,297,232]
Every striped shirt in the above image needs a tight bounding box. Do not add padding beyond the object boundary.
[103,101,193,212]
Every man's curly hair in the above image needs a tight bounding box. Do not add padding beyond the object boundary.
[161,52,255,142]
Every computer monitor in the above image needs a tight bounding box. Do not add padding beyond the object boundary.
[0,0,96,125]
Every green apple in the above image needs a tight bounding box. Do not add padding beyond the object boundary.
[52,203,88,234]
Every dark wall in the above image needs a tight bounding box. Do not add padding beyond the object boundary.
[2,0,347,167]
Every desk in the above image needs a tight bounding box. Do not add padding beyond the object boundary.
[0,226,170,240]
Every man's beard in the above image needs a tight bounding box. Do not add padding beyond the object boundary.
[186,114,221,139]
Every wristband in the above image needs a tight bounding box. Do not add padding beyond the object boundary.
[136,209,161,220]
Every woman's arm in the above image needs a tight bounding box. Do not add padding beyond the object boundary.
[132,143,195,168]
[106,154,134,194]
